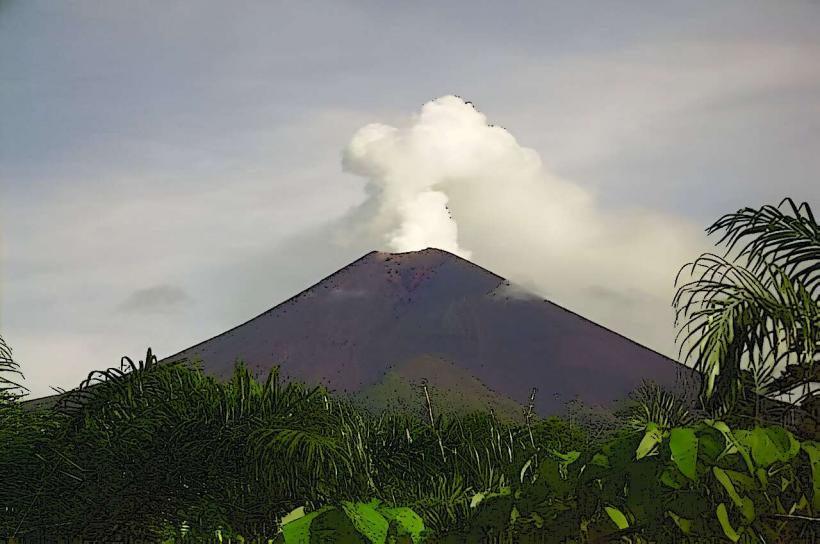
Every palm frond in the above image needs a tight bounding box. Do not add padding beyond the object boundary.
[708,198,820,297]
[675,255,817,400]
[674,200,820,416]
[0,334,28,400]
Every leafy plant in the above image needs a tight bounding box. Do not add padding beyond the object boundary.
[0,334,27,402]
[276,500,425,544]
[575,421,817,543]
[673,198,820,422]
[622,381,694,432]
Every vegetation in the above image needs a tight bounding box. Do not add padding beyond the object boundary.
[0,334,27,402]
[0,351,587,543]
[1,199,817,542]
[674,198,819,430]
[465,420,817,543]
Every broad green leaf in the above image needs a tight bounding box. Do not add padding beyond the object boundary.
[713,467,755,522]
[667,510,692,535]
[735,427,800,468]
[281,507,331,544]
[695,424,725,463]
[716,503,740,542]
[308,507,368,543]
[636,423,663,459]
[604,506,629,530]
[669,427,698,480]
[714,467,743,507]
[565,451,581,464]
[802,441,820,509]
[342,501,389,544]
[377,505,425,544]
[705,420,753,474]
[551,449,581,464]
[281,506,306,526]
[723,469,756,491]
[739,497,755,522]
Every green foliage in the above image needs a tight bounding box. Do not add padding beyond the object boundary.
[803,441,820,509]
[623,382,693,432]
[603,506,629,530]
[668,426,698,480]
[280,506,332,543]
[276,501,424,544]
[581,422,816,542]
[453,420,818,542]
[1,358,818,543]
[0,349,590,542]
[1,351,369,541]
[0,334,27,401]
[673,198,820,417]
[377,505,426,544]
[635,422,664,460]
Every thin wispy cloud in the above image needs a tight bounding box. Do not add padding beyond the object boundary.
[118,285,193,315]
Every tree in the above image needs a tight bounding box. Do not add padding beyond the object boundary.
[673,198,819,427]
[13,349,365,541]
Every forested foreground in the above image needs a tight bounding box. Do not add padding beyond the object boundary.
[0,355,817,543]
[1,199,817,544]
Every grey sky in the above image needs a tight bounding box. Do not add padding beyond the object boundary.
[1,1,818,398]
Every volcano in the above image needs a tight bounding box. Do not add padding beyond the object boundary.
[162,248,697,416]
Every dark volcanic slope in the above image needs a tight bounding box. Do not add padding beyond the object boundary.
[163,248,697,415]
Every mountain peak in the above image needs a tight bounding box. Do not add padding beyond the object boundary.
[359,248,503,286]
[374,247,461,257]
[365,247,470,265]
[163,249,696,415]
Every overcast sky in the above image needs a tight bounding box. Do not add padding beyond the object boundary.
[1,1,819,398]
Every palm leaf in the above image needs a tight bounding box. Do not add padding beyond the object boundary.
[674,200,820,417]
[0,334,27,399]
[708,198,820,297]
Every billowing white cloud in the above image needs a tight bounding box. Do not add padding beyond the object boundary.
[340,96,710,355]
[342,99,507,258]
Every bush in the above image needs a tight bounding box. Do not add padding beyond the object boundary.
[462,421,817,543]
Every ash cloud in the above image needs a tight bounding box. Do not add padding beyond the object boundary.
[340,96,709,355]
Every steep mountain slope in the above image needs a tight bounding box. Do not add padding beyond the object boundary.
[163,248,697,415]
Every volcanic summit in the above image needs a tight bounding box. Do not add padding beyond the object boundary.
[162,248,696,416]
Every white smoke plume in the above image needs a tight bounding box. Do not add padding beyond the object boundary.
[341,96,709,356]
[342,99,503,258]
